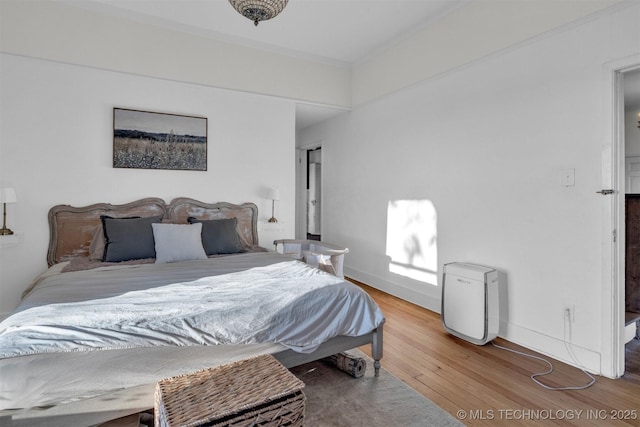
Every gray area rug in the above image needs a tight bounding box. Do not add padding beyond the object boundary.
[289,351,463,427]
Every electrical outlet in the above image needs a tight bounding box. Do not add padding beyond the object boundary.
[563,305,575,323]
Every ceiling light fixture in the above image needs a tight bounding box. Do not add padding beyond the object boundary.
[229,0,288,26]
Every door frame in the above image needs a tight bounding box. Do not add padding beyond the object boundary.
[295,140,322,240]
[601,55,640,379]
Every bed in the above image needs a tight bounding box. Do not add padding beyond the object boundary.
[0,197,384,426]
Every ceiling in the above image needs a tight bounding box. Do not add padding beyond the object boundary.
[64,0,465,130]
[70,0,463,65]
[64,1,635,128]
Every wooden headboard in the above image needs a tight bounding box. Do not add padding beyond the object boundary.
[47,198,259,266]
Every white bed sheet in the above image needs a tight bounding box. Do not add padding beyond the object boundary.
[0,343,283,412]
[0,252,384,411]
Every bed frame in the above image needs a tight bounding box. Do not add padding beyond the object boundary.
[7,197,384,426]
[47,197,260,266]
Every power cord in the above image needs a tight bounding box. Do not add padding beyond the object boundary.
[491,309,595,391]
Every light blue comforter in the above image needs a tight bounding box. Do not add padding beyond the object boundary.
[0,252,384,359]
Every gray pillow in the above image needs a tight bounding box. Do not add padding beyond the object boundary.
[101,215,163,262]
[187,217,244,255]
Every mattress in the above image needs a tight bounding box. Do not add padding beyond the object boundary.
[0,252,384,411]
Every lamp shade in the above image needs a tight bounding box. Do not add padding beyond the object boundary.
[0,188,16,204]
[268,189,280,201]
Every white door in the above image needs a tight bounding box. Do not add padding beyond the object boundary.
[626,156,640,193]
[307,162,321,235]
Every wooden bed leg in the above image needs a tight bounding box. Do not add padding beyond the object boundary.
[371,323,384,377]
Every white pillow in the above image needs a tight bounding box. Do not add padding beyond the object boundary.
[152,223,207,264]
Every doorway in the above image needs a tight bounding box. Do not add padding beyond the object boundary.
[307,147,322,240]
[622,68,640,376]
[601,56,640,379]
[307,148,322,240]
[296,144,322,241]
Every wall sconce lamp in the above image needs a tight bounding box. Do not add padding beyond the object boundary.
[267,189,280,223]
[637,112,640,128]
[0,188,16,235]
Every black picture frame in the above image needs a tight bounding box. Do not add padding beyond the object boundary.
[113,108,207,171]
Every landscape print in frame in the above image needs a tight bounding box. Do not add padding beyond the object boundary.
[113,108,207,171]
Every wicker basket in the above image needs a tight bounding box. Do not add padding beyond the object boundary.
[154,354,305,427]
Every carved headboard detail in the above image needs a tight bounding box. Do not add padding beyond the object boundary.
[47,198,259,266]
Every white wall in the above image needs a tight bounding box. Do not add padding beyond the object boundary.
[2,1,622,111]
[351,0,626,106]
[0,0,351,108]
[0,54,296,314]
[299,3,639,374]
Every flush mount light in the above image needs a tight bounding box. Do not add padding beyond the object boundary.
[229,0,288,26]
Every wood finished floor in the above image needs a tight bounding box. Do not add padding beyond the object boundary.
[352,280,640,427]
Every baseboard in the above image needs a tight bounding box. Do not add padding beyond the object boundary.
[344,266,441,313]
[501,320,602,376]
[345,268,604,376]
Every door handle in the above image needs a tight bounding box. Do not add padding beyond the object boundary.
[596,189,615,195]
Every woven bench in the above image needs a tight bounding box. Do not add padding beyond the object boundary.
[155,354,305,427]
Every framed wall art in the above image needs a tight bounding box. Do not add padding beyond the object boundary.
[113,108,207,171]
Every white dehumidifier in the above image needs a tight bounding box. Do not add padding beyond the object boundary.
[441,262,499,345]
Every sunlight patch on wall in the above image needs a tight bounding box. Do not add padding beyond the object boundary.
[386,199,438,285]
